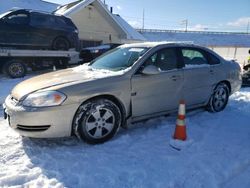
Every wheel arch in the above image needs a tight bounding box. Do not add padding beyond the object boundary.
[71,94,127,136]
[207,80,231,112]
[216,80,231,94]
[52,36,70,49]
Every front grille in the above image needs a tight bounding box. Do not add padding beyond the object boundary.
[16,125,51,132]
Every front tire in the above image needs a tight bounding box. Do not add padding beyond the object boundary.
[207,83,229,112]
[73,99,122,144]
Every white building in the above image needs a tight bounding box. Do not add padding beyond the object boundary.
[55,0,146,47]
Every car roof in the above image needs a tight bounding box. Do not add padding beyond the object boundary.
[119,41,224,60]
[9,8,55,16]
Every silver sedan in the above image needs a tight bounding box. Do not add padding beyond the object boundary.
[3,42,242,144]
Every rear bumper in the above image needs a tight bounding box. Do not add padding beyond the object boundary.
[3,95,79,138]
[231,79,242,94]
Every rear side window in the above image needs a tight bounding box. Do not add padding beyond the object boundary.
[209,53,221,65]
[60,17,77,29]
[55,17,67,26]
[31,13,53,26]
[181,48,209,66]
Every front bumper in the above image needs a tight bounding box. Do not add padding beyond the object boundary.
[3,96,79,138]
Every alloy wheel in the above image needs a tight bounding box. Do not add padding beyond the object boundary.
[84,107,115,139]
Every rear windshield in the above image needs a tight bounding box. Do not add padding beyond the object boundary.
[90,47,149,71]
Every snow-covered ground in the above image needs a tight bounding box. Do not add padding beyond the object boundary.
[0,74,250,187]
[0,0,58,14]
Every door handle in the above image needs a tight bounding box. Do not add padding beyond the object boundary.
[171,75,180,81]
[210,70,214,74]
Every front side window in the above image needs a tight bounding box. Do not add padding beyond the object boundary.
[181,48,208,66]
[144,48,178,71]
[90,47,148,71]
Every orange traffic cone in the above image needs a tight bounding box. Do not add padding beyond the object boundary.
[173,100,187,141]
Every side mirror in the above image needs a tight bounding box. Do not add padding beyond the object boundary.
[141,65,160,75]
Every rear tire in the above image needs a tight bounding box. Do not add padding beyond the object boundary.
[206,83,229,112]
[3,60,27,78]
[52,37,70,51]
[73,99,122,144]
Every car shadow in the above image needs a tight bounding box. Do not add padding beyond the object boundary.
[20,107,225,187]
[20,112,181,187]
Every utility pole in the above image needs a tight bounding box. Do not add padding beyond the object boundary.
[181,19,188,32]
[247,20,250,34]
[184,19,188,32]
[142,8,145,30]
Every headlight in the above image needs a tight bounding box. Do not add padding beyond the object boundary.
[22,91,67,107]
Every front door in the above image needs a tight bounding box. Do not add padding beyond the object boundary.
[0,20,8,44]
[131,47,184,117]
[4,11,30,46]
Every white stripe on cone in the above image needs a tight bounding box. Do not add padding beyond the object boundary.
[178,104,185,116]
[176,119,185,126]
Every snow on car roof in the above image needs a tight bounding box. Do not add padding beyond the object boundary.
[119,41,196,48]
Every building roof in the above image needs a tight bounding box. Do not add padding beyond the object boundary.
[55,0,146,42]
[0,0,59,14]
[113,14,146,41]
[140,29,250,47]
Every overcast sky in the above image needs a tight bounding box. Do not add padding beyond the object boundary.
[46,0,250,32]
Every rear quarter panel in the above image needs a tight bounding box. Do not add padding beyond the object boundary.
[224,60,242,94]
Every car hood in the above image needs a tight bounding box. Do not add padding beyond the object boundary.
[11,65,127,100]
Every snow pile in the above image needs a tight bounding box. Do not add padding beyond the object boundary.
[0,76,250,187]
[184,64,210,69]
[72,64,131,78]
[0,75,30,105]
[0,0,59,14]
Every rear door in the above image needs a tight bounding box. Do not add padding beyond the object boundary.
[131,47,184,117]
[29,13,55,47]
[180,47,213,106]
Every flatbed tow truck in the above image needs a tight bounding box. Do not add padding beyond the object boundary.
[0,48,80,78]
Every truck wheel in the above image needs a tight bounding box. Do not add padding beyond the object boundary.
[54,58,69,69]
[3,60,27,78]
[52,37,70,51]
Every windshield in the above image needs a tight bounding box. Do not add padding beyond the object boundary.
[89,47,149,71]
